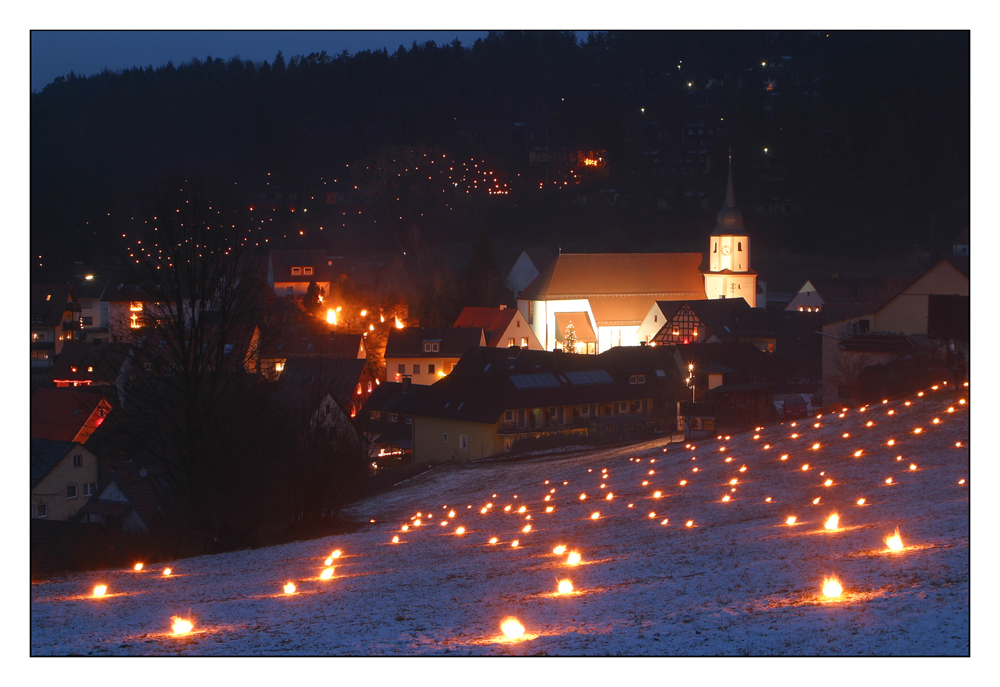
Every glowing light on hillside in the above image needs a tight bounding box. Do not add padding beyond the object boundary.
[802,464,810,471]
[93,584,107,597]
[283,582,296,594]
[824,479,833,487]
[567,551,581,565]
[558,579,574,594]
[327,309,337,325]
[653,491,662,498]
[518,506,526,514]
[392,536,399,543]
[780,455,788,461]
[786,516,797,525]
[171,617,194,635]
[320,567,334,580]
[686,520,694,527]
[722,495,731,502]
[605,493,614,500]
[825,513,839,530]
[857,498,866,505]
[822,576,843,598]
[456,526,466,535]
[448,510,456,518]
[163,568,172,576]
[959,479,966,485]
[649,512,657,518]
[812,443,821,450]
[885,528,904,551]
[933,418,941,424]
[545,506,554,513]
[765,497,772,503]
[914,428,922,434]
[813,497,821,504]
[489,537,498,544]
[134,563,143,572]
[501,617,525,639]
[885,477,893,485]
[511,540,519,548]
[579,494,587,500]
[521,525,531,533]
[553,545,567,555]
[679,480,687,486]
[590,512,600,520]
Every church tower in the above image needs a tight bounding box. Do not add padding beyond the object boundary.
[704,156,757,307]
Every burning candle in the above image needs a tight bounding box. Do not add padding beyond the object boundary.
[553,545,567,555]
[824,479,833,487]
[786,516,797,525]
[822,576,843,598]
[163,568,172,576]
[171,616,194,635]
[722,495,731,502]
[857,498,866,506]
[825,513,839,530]
[765,497,772,503]
[489,537,499,544]
[649,512,657,518]
[546,506,554,513]
[93,584,107,597]
[320,567,334,580]
[283,582,296,594]
[134,563,143,572]
[780,455,788,461]
[511,540,519,548]
[653,491,663,498]
[500,617,525,639]
[521,525,531,533]
[558,579,574,594]
[885,477,893,485]
[392,536,400,543]
[456,526,466,534]
[909,464,917,471]
[579,494,587,500]
[679,480,687,486]
[686,520,694,528]
[567,551,582,565]
[885,527,904,551]
[802,464,810,471]
[813,498,821,504]
[590,512,600,520]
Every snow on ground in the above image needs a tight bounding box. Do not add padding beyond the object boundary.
[31,383,970,656]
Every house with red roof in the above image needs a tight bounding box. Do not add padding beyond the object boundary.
[30,388,112,444]
[31,285,81,367]
[452,305,543,351]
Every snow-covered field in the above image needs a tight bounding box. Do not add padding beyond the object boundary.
[31,383,970,657]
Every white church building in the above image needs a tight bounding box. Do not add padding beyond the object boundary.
[516,160,758,353]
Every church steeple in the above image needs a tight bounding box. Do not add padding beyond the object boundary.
[713,153,744,234]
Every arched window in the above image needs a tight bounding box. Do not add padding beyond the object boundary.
[737,242,743,251]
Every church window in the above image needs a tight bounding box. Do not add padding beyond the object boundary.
[738,242,743,251]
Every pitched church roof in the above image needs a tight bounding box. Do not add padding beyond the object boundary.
[713,156,745,234]
[519,253,706,301]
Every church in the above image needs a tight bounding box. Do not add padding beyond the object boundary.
[516,160,759,353]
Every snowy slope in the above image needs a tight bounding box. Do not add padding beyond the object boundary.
[30,383,970,656]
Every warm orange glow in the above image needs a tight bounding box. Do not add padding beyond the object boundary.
[786,516,797,525]
[722,495,731,502]
[765,497,772,502]
[802,464,810,471]
[327,309,337,325]
[456,526,466,535]
[545,506,554,513]
[679,480,687,486]
[517,506,526,514]
[959,479,966,485]
[558,579,574,594]
[448,510,456,518]
[134,563,143,572]
[553,545,567,555]
[825,513,839,530]
[653,491,663,498]
[392,535,400,543]
[395,317,404,329]
[813,497,821,504]
[590,512,600,520]
[822,576,843,598]
[283,582,296,594]
[780,455,788,460]
[489,537,499,544]
[521,525,531,533]
[885,477,893,485]
[163,568,172,576]
[501,617,525,639]
[885,527,904,551]
[824,479,833,487]
[686,520,694,527]
[605,493,613,500]
[93,584,107,597]
[171,616,194,635]
[812,443,821,450]
[320,567,334,580]
[914,428,923,434]
[511,540,519,548]
[567,551,582,565]
[857,498,866,505]
[579,494,587,500]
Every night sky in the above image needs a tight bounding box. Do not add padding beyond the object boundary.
[30,31,503,93]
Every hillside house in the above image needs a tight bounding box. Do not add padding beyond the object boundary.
[31,285,81,367]
[268,249,335,298]
[384,327,486,385]
[31,440,99,521]
[453,305,543,350]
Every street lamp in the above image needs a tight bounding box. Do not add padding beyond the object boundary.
[686,363,695,402]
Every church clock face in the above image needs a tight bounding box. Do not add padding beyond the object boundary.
[721,244,732,256]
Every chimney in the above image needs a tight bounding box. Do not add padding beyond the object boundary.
[499,304,506,310]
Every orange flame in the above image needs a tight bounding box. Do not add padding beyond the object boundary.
[93,584,107,597]
[885,527,904,551]
[825,513,839,530]
[162,568,172,576]
[171,616,194,635]
[283,582,296,594]
[567,551,582,565]
[786,516,797,525]
[134,563,143,571]
[501,617,525,639]
[822,576,843,598]
[558,579,574,594]
[327,309,337,325]
[553,545,567,555]
[395,317,404,329]
[320,567,335,580]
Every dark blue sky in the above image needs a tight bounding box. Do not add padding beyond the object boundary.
[30,30,515,93]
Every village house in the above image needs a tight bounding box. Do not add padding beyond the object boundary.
[384,327,486,385]
[31,284,81,367]
[517,160,759,354]
[77,466,173,534]
[50,339,131,389]
[359,379,419,464]
[820,257,969,407]
[393,346,681,464]
[267,248,336,297]
[31,439,99,521]
[452,305,543,350]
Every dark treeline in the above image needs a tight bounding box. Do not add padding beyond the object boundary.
[32,31,969,281]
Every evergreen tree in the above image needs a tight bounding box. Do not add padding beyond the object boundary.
[564,321,578,354]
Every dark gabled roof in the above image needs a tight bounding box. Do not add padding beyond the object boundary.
[266,326,364,358]
[99,275,156,303]
[945,256,969,278]
[384,327,485,359]
[523,247,555,272]
[269,249,335,283]
[78,466,174,529]
[31,388,111,443]
[280,357,368,406]
[519,253,706,301]
[838,333,916,353]
[673,342,779,384]
[50,340,130,384]
[30,285,75,326]
[453,307,521,347]
[399,346,680,424]
[30,439,78,488]
[705,381,773,394]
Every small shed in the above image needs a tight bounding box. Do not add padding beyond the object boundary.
[704,382,777,430]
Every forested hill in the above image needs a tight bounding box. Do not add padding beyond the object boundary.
[31,31,969,281]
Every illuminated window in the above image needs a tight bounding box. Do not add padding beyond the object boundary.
[521,337,528,347]
[367,381,373,393]
[508,338,515,347]
[303,267,313,275]
[130,313,140,329]
[291,267,301,275]
[275,362,284,372]
[129,302,143,312]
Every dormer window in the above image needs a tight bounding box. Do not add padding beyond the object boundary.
[303,267,313,275]
[291,267,301,275]
[423,342,440,353]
